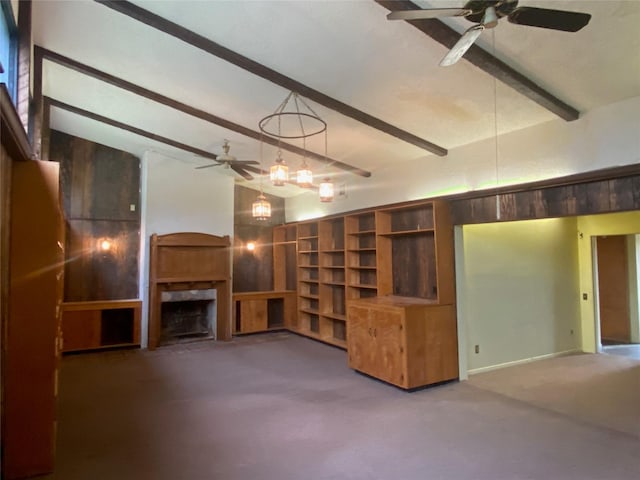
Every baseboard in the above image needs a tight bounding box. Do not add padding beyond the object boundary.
[468,349,582,376]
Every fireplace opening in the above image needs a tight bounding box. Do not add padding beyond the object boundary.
[160,289,217,345]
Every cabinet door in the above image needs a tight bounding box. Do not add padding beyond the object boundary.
[368,308,406,387]
[62,310,102,351]
[239,299,268,333]
[5,160,62,478]
[347,305,375,373]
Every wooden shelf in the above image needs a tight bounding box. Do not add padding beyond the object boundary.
[298,249,318,254]
[322,265,345,269]
[300,307,320,315]
[299,293,320,300]
[348,229,376,236]
[347,266,377,270]
[348,283,378,290]
[322,312,346,322]
[298,235,318,240]
[378,228,434,237]
[320,249,345,254]
[347,247,376,252]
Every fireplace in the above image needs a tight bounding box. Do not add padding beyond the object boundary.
[148,232,232,350]
[160,289,217,344]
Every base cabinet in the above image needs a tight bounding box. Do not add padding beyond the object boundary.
[61,300,141,352]
[233,291,296,334]
[347,296,458,389]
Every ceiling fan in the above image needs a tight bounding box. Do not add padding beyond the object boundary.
[387,0,592,66]
[195,140,260,180]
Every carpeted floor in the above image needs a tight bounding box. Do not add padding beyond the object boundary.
[44,332,640,480]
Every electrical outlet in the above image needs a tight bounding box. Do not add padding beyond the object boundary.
[582,293,588,300]
[130,204,136,212]
[475,345,480,354]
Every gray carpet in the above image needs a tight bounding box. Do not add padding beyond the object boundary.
[44,333,640,480]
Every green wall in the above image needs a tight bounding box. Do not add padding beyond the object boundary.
[457,217,581,373]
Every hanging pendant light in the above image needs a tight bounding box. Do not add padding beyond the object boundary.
[252,193,271,220]
[296,159,313,188]
[319,177,334,203]
[259,91,328,193]
[252,133,271,220]
[269,150,288,186]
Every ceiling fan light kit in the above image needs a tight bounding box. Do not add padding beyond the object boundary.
[388,0,591,66]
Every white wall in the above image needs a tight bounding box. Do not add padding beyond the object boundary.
[456,218,581,375]
[286,96,640,222]
[138,150,235,347]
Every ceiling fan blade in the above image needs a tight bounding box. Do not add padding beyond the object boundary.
[230,164,254,181]
[195,163,221,170]
[242,165,268,175]
[440,25,484,67]
[508,7,591,32]
[387,8,472,21]
[231,160,260,166]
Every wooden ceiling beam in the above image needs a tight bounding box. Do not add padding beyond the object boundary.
[95,0,448,156]
[47,97,223,162]
[36,46,370,178]
[375,0,580,121]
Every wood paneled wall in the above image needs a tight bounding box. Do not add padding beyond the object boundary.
[233,185,284,292]
[49,130,141,301]
[450,174,640,225]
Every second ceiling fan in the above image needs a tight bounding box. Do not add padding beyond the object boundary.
[195,140,260,180]
[387,0,592,66]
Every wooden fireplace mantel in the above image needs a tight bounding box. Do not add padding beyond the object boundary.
[148,232,232,350]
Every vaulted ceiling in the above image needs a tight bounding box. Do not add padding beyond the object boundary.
[33,0,640,197]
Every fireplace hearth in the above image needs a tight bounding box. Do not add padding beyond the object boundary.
[160,289,216,344]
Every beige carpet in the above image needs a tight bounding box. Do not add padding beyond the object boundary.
[43,333,640,480]
[467,352,640,438]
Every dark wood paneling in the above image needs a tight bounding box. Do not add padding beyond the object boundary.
[233,185,285,293]
[51,130,140,221]
[50,130,141,301]
[451,173,640,225]
[64,220,139,302]
[609,176,640,211]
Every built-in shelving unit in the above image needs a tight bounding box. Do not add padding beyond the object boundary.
[277,199,457,376]
[296,221,320,338]
[319,217,346,348]
[273,224,297,291]
[345,212,378,302]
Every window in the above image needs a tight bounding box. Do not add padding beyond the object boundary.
[0,0,18,103]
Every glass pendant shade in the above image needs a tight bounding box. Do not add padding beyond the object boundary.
[296,166,313,187]
[319,178,334,202]
[270,162,288,186]
[252,193,271,220]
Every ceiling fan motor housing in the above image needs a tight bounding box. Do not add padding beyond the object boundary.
[463,0,519,23]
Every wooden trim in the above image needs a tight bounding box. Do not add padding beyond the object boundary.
[32,41,44,158]
[375,0,580,121]
[154,232,230,247]
[61,299,142,311]
[95,0,447,157]
[37,46,370,178]
[1,84,32,161]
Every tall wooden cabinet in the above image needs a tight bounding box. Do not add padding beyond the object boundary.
[4,160,64,478]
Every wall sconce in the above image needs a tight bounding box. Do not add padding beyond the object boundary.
[246,242,256,252]
[97,237,115,252]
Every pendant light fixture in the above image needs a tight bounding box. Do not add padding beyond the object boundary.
[259,91,327,189]
[252,134,272,220]
[319,177,334,202]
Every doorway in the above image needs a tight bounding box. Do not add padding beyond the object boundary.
[595,235,640,360]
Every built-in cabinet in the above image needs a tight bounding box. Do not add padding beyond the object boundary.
[347,297,458,389]
[270,199,458,389]
[60,300,141,352]
[233,291,296,334]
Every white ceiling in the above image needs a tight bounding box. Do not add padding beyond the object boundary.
[32,0,640,198]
